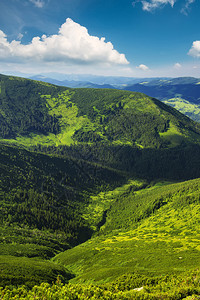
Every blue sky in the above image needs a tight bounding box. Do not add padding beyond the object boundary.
[0,0,200,77]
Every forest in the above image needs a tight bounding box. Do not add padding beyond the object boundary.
[1,74,200,299]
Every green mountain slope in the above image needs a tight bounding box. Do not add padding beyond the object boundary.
[54,178,200,284]
[0,143,126,286]
[2,74,200,297]
[163,97,200,122]
[2,74,200,183]
[0,143,125,242]
[1,74,200,149]
[125,77,200,122]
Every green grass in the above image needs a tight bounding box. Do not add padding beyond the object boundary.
[3,90,92,147]
[42,91,91,145]
[159,122,185,147]
[0,255,72,287]
[0,244,55,259]
[54,178,200,284]
[82,179,147,230]
[0,271,200,299]
[0,225,73,287]
[0,225,70,251]
[163,98,200,122]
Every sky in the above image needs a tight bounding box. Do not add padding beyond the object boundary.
[0,0,200,77]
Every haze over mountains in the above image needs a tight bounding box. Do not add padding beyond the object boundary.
[1,74,200,298]
[30,73,170,89]
[2,71,169,88]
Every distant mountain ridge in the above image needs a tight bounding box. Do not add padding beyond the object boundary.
[123,77,200,122]
[29,73,163,86]
[29,75,116,89]
[125,77,200,103]
[1,71,169,88]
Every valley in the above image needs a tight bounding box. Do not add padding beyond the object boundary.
[1,74,200,299]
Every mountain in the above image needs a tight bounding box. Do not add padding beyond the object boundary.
[2,73,200,180]
[30,73,148,86]
[1,73,200,148]
[26,74,200,123]
[35,73,169,86]
[27,72,170,88]
[0,141,126,286]
[125,77,200,103]
[125,77,200,122]
[162,98,200,122]
[3,175,200,297]
[55,177,200,284]
[1,74,200,298]
[130,77,200,86]
[29,75,115,89]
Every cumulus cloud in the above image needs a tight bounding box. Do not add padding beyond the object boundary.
[133,0,175,12]
[0,18,129,66]
[136,64,149,71]
[174,62,182,69]
[29,0,45,8]
[188,41,200,57]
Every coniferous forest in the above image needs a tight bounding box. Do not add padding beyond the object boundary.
[1,74,200,299]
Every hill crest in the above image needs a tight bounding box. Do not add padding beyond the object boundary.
[1,74,200,149]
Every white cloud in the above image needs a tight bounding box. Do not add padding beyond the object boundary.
[0,18,129,66]
[17,33,24,40]
[181,0,195,15]
[174,62,182,69]
[188,41,200,57]
[136,64,149,71]
[29,0,45,8]
[133,0,196,13]
[133,0,175,12]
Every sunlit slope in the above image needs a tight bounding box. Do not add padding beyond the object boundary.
[125,77,200,123]
[54,178,200,283]
[1,74,200,148]
[163,97,200,122]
